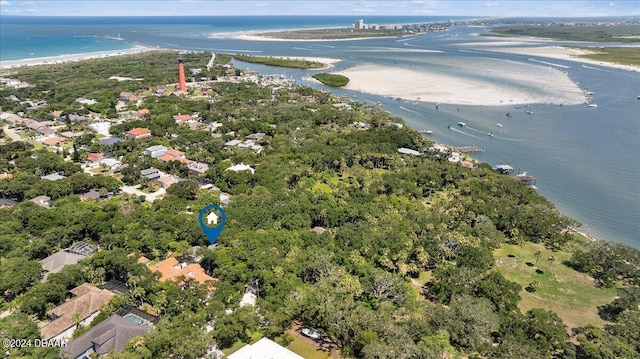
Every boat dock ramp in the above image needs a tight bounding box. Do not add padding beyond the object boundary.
[452,145,483,153]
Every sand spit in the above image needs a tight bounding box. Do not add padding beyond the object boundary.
[335,63,586,106]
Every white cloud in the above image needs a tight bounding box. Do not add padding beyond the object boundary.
[0,1,11,6]
[484,2,499,7]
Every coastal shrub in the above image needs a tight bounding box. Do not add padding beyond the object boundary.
[312,73,350,87]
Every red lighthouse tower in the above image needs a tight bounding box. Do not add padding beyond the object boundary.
[177,57,187,93]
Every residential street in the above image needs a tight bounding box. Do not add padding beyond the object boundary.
[2,125,23,142]
[120,184,166,202]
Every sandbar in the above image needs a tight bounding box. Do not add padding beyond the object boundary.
[0,46,155,70]
[459,38,640,73]
[214,31,401,43]
[335,63,586,106]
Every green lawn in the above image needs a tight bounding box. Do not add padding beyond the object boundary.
[493,243,618,329]
[286,336,332,359]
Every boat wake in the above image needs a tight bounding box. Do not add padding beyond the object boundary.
[449,127,481,139]
[464,125,524,141]
[399,106,422,116]
[528,58,570,69]
[581,64,618,74]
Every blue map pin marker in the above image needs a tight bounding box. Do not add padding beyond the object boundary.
[198,204,226,245]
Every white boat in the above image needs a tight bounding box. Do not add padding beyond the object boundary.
[488,132,494,137]
[526,111,534,115]
[496,123,503,127]
[457,122,466,127]
[588,103,598,108]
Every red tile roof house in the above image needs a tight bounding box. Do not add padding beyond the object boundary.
[86,153,105,163]
[173,114,193,125]
[42,137,66,146]
[39,284,114,341]
[144,257,217,290]
[125,127,152,140]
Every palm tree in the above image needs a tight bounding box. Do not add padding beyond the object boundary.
[534,250,542,265]
[548,255,556,277]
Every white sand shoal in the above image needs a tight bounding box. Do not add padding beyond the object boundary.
[0,46,155,70]
[458,36,640,73]
[220,32,401,43]
[336,64,586,106]
[473,45,640,73]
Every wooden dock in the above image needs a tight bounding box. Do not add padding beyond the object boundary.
[451,146,483,153]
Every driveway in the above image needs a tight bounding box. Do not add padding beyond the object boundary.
[2,125,22,142]
[120,185,165,202]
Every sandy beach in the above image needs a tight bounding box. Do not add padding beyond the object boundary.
[335,63,586,106]
[217,32,403,43]
[0,46,155,70]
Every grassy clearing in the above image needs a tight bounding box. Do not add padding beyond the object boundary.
[409,271,432,301]
[493,242,617,329]
[286,335,333,359]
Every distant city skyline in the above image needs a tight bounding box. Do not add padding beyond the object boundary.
[1,0,639,17]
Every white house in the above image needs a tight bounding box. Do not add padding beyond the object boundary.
[226,163,255,175]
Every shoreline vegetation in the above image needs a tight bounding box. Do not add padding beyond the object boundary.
[571,46,640,67]
[232,54,328,69]
[484,24,640,43]
[1,50,638,358]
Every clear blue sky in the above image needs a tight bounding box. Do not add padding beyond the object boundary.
[1,0,639,17]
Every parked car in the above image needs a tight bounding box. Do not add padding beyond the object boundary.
[301,327,321,340]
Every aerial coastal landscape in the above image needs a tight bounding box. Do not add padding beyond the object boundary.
[1,1,639,358]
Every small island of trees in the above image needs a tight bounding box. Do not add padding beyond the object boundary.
[233,54,326,69]
[312,73,350,87]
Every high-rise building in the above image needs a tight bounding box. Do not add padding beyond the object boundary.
[178,57,187,93]
[354,19,364,29]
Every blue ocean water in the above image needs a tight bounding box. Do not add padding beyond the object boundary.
[1,16,639,247]
[0,15,468,60]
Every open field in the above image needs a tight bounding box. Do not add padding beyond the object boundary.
[493,243,618,329]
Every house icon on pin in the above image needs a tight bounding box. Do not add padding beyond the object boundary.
[207,211,219,225]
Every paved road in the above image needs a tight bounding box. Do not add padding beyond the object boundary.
[2,125,22,142]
